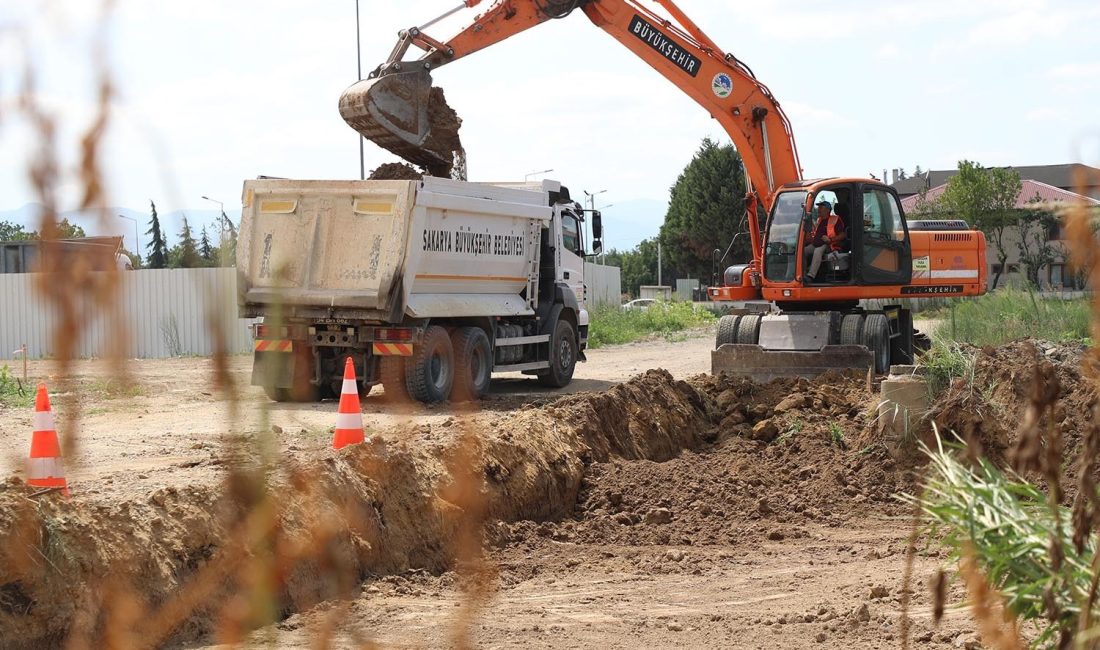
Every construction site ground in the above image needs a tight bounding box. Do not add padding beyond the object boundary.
[7,320,1073,649]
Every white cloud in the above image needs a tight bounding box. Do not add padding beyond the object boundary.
[1049,62,1100,78]
[783,101,854,128]
[1026,107,1070,122]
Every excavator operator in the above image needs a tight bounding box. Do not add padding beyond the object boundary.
[803,201,847,283]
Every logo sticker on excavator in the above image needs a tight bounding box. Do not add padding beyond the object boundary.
[712,73,733,98]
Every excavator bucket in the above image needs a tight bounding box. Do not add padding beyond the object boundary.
[711,344,873,383]
[339,69,462,178]
[710,312,874,382]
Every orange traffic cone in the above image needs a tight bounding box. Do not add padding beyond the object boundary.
[333,357,365,450]
[28,384,69,497]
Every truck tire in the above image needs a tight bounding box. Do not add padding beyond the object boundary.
[861,314,890,374]
[537,319,577,388]
[840,314,864,346]
[405,325,455,403]
[716,315,742,347]
[451,326,492,402]
[379,357,411,403]
[737,314,762,346]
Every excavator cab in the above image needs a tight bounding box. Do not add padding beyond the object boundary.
[763,181,912,290]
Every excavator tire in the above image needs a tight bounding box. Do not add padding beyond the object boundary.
[737,315,763,346]
[861,314,890,374]
[840,314,865,346]
[716,315,742,347]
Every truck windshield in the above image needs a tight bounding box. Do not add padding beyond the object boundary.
[764,191,807,283]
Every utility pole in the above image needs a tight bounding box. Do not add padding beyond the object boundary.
[356,0,366,180]
[658,241,662,287]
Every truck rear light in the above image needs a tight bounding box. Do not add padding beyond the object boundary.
[255,325,292,339]
[375,327,413,342]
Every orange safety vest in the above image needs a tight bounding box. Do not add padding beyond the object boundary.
[826,215,843,251]
[814,214,844,251]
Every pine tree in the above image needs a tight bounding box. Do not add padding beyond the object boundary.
[658,137,748,281]
[172,216,201,268]
[145,200,168,269]
[199,225,214,264]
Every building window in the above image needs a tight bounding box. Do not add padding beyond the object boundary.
[1048,221,1063,241]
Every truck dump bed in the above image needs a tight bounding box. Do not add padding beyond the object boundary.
[237,177,552,322]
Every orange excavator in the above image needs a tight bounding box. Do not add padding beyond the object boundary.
[340,0,987,378]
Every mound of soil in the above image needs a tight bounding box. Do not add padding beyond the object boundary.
[368,162,424,181]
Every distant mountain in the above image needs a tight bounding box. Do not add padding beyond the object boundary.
[594,198,667,251]
[0,203,241,253]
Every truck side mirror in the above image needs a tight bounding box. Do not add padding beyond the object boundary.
[591,239,603,254]
[592,210,603,240]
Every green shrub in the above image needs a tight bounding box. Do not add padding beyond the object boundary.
[587,301,715,349]
[0,364,33,408]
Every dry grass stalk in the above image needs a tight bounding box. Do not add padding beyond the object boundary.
[960,543,1024,650]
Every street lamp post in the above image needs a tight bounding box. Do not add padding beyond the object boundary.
[117,214,140,262]
[201,195,229,232]
[524,168,554,182]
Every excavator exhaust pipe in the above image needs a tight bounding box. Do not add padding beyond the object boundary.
[339,69,463,178]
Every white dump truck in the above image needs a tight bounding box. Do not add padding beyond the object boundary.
[236,176,601,403]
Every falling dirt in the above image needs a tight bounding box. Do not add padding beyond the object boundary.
[422,87,465,180]
[2,340,1095,647]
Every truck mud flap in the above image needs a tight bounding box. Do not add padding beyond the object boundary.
[711,344,873,383]
[252,350,296,389]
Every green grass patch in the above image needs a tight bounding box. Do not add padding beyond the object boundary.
[587,301,716,349]
[936,288,1090,346]
[0,364,33,408]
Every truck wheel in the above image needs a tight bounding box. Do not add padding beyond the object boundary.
[861,314,890,374]
[537,319,577,388]
[840,314,864,345]
[379,357,411,403]
[405,325,455,404]
[451,327,492,402]
[716,315,742,347]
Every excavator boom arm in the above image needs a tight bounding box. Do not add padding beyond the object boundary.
[350,0,802,210]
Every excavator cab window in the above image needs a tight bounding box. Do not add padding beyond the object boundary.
[763,191,807,283]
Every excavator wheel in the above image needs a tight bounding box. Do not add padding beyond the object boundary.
[737,315,763,346]
[914,330,932,353]
[839,314,865,346]
[861,314,890,374]
[716,315,743,347]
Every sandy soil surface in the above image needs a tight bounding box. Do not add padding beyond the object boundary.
[11,322,1056,650]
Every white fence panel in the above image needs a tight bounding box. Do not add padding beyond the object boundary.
[584,262,622,307]
[0,268,253,360]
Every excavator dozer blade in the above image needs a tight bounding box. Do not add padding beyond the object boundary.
[339,70,453,173]
[711,344,873,383]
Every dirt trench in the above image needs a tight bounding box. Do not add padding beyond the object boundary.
[0,370,720,647]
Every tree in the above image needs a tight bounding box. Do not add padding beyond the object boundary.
[199,225,214,264]
[0,221,33,242]
[145,200,168,269]
[218,208,238,266]
[937,161,1022,289]
[53,218,86,239]
[617,239,661,297]
[170,216,201,268]
[1016,193,1059,289]
[659,138,748,281]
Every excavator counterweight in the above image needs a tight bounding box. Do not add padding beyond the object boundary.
[339,70,464,178]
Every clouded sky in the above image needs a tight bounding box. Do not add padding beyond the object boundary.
[1,0,1097,248]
